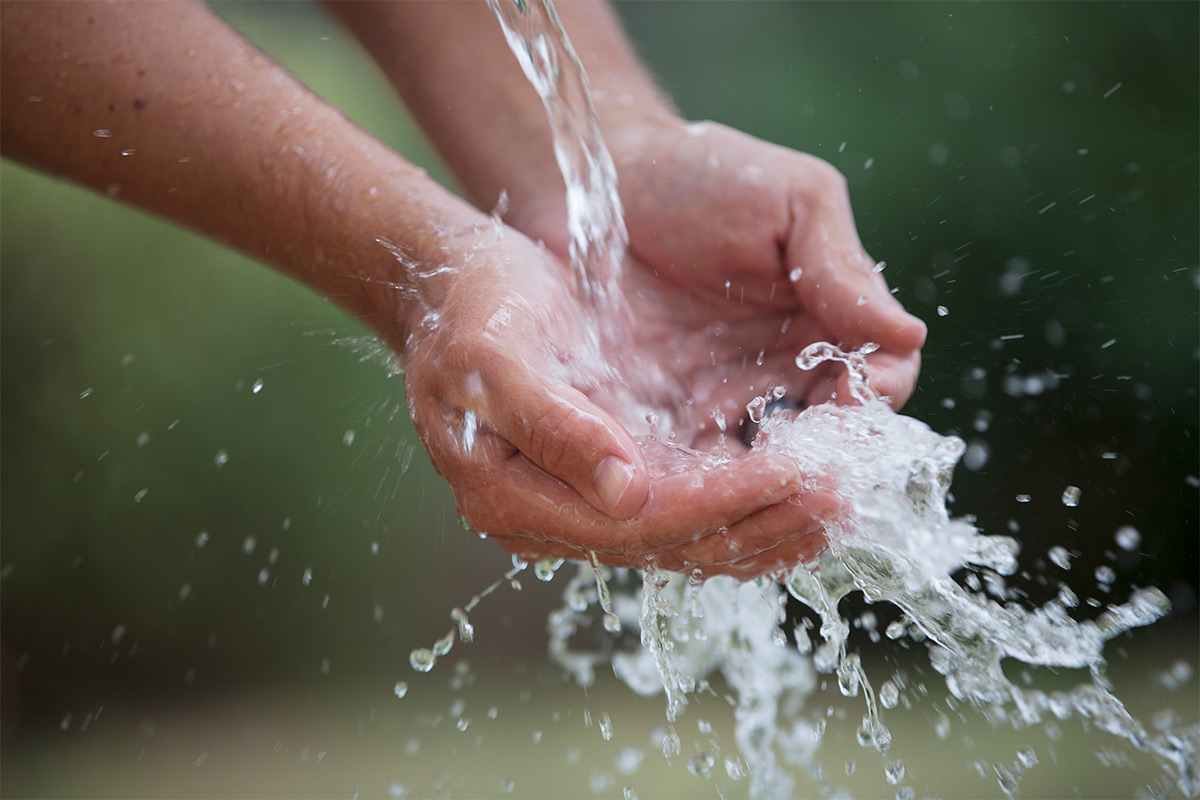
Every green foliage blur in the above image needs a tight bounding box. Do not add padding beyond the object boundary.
[2,0,1196,781]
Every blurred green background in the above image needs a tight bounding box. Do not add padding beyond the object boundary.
[2,2,1196,798]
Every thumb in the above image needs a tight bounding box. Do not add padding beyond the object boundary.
[475,361,650,520]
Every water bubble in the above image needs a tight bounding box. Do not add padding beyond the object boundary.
[393,681,408,699]
[409,648,436,672]
[1061,485,1082,507]
[1114,525,1141,551]
[937,305,949,316]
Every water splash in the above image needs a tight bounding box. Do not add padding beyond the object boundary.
[542,344,1198,797]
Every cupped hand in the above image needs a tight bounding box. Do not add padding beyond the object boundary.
[499,119,927,575]
[396,217,837,577]
[518,119,926,453]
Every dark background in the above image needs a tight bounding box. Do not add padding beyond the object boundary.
[2,2,1196,797]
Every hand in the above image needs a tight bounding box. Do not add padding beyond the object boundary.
[502,119,927,574]
[398,217,841,577]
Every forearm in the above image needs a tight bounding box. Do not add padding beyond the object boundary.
[1,0,482,348]
[326,0,676,220]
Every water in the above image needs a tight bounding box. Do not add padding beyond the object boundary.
[477,1,1200,797]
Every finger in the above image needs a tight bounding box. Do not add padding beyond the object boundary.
[651,487,839,572]
[465,448,805,559]
[833,348,922,409]
[695,537,823,581]
[472,353,651,520]
[786,190,927,353]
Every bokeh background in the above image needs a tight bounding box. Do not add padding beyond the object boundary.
[2,2,1196,798]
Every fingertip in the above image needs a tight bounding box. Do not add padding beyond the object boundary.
[593,454,649,519]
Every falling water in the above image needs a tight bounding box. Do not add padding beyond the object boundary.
[467,1,1200,797]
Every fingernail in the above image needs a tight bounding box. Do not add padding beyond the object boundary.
[593,455,636,518]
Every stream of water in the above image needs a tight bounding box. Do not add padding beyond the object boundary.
[409,1,1200,797]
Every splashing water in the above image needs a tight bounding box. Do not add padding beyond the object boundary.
[465,1,1200,797]
[546,345,1198,797]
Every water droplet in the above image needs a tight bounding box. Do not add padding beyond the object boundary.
[242,535,256,555]
[194,531,209,549]
[343,429,355,446]
[599,712,613,741]
[451,608,474,643]
[1095,565,1116,585]
[534,558,564,581]
[301,567,312,586]
[937,305,949,316]
[409,648,436,672]
[856,295,868,306]
[213,450,229,468]
[873,260,887,273]
[1048,546,1072,570]
[885,759,906,785]
[879,680,900,709]
[133,488,148,503]
[622,788,637,800]
[393,681,408,699]
[251,379,263,394]
[603,612,622,633]
[789,267,803,281]
[93,129,111,138]
[1061,485,1081,507]
[79,387,94,399]
[1015,493,1031,503]
[500,778,515,794]
[257,568,269,585]
[1115,525,1141,551]
[746,396,767,424]
[661,726,680,758]
[120,148,136,157]
[433,629,455,656]
[687,750,715,779]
